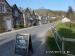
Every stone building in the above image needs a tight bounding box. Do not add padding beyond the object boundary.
[12,4,24,28]
[31,10,39,26]
[0,0,13,32]
[23,8,33,27]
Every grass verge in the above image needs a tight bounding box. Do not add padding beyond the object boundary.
[46,22,75,56]
[56,22,75,55]
[46,30,66,56]
[56,23,75,38]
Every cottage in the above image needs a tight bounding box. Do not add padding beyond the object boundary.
[0,0,13,32]
[38,15,42,25]
[22,8,33,27]
[12,4,24,28]
[61,17,71,23]
[31,10,39,26]
[41,15,48,24]
[22,8,40,27]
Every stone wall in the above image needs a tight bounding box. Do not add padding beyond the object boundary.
[0,15,5,33]
[0,13,12,33]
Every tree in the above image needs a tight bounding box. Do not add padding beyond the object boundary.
[68,6,73,13]
[66,6,74,28]
[66,6,74,19]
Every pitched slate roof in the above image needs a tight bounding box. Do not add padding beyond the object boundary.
[5,0,12,9]
[12,4,22,14]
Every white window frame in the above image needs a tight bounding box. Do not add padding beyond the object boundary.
[0,5,4,13]
[0,6,2,12]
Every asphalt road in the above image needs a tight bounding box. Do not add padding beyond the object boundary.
[0,23,51,56]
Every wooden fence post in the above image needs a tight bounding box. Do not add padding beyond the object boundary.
[62,37,64,54]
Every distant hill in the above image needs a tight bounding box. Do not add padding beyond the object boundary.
[34,9,66,16]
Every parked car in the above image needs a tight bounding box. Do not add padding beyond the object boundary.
[15,33,33,56]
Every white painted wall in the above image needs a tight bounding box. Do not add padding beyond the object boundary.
[5,19,12,31]
[4,16,13,31]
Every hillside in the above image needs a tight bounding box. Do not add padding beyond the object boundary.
[34,9,66,16]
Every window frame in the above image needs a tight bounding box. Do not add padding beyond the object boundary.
[0,5,4,13]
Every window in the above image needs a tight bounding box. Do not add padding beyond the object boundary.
[0,6,2,12]
[14,10,19,17]
[0,5,4,13]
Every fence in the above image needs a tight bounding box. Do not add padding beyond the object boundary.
[51,27,63,52]
[51,25,75,55]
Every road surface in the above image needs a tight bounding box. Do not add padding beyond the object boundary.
[0,23,51,56]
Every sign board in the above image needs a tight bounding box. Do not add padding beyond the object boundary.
[15,34,30,56]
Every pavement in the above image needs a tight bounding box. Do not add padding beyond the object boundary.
[0,23,52,56]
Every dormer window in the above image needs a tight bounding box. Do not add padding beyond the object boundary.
[0,5,4,13]
[0,5,7,13]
